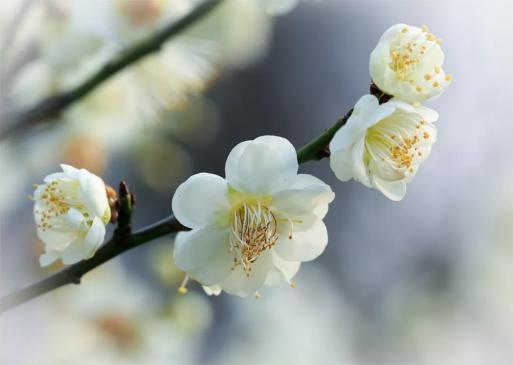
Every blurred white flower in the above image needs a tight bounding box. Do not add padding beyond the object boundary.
[370,24,452,104]
[33,164,110,266]
[10,0,278,148]
[262,0,302,16]
[172,136,334,297]
[330,94,438,201]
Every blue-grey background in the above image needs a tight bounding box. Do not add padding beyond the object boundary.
[1,0,513,364]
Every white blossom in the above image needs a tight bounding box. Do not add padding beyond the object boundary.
[33,164,110,266]
[370,24,452,104]
[172,136,334,297]
[329,94,438,201]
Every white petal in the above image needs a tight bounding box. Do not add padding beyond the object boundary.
[83,216,106,255]
[271,183,334,216]
[188,245,233,286]
[274,218,328,262]
[225,136,298,195]
[330,149,354,182]
[172,173,230,229]
[203,285,222,296]
[66,208,87,230]
[371,177,407,201]
[254,136,298,174]
[34,204,76,250]
[330,95,394,152]
[61,238,89,265]
[351,137,371,187]
[78,168,108,218]
[39,252,58,267]
[264,251,300,286]
[225,140,251,184]
[173,228,229,271]
[220,250,272,297]
[60,164,81,178]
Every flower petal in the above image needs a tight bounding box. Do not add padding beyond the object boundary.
[225,136,298,195]
[220,250,272,297]
[172,173,230,229]
[274,218,328,262]
[83,216,106,255]
[264,251,300,286]
[330,95,394,152]
[351,136,371,187]
[188,245,233,286]
[371,177,407,201]
[61,237,90,265]
[330,149,354,182]
[39,252,58,267]
[78,168,109,218]
[203,285,222,296]
[271,174,334,216]
[173,228,229,271]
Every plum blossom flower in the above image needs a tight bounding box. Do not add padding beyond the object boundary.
[171,136,335,297]
[370,24,452,104]
[33,164,111,266]
[329,94,438,201]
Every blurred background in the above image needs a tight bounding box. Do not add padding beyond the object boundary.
[1,0,513,364]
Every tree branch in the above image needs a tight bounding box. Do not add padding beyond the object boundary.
[0,84,391,313]
[0,0,224,140]
[0,113,344,312]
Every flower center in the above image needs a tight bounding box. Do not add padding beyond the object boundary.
[35,180,87,231]
[366,116,431,177]
[389,26,440,83]
[229,201,279,277]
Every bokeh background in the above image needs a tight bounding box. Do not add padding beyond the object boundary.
[1,0,513,364]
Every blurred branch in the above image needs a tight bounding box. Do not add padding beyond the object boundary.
[0,182,189,313]
[0,0,224,141]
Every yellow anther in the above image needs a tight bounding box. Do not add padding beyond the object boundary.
[432,81,440,88]
[424,74,432,81]
[421,25,429,33]
[434,66,441,74]
[255,292,262,299]
[290,281,296,288]
[177,275,189,295]
[416,86,423,92]
[401,27,409,33]
[445,74,453,81]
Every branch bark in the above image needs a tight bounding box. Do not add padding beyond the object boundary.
[0,0,224,140]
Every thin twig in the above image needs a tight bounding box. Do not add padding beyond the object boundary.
[0,0,224,140]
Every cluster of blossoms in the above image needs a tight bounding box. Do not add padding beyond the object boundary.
[33,23,450,298]
[330,23,451,200]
